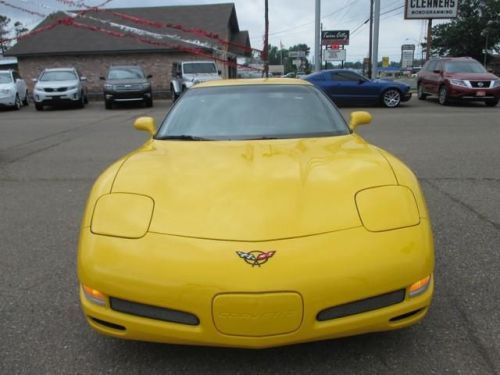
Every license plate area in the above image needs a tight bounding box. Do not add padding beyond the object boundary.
[476,91,486,97]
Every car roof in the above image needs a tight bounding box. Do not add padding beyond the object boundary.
[194,78,313,88]
[182,61,215,64]
[429,57,477,62]
[109,65,143,69]
[43,67,76,71]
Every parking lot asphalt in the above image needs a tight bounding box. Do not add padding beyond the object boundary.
[1,98,499,374]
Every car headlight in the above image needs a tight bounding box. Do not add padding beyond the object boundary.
[355,186,420,232]
[449,79,469,88]
[0,88,13,95]
[67,86,78,91]
[103,84,113,90]
[184,81,194,88]
[142,82,151,89]
[91,193,154,238]
[492,80,500,88]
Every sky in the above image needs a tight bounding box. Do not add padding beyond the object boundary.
[1,0,447,63]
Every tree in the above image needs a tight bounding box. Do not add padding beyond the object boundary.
[0,15,11,54]
[431,0,500,64]
[14,21,28,37]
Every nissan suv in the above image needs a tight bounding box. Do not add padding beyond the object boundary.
[417,57,500,106]
[101,65,153,109]
[33,67,88,110]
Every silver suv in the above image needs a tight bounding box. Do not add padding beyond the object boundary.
[170,61,221,101]
[33,67,88,111]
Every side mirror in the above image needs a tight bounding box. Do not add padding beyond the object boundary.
[80,76,87,81]
[358,79,365,84]
[147,74,153,79]
[134,116,156,136]
[349,111,372,132]
[99,76,105,81]
[218,70,222,75]
[32,78,38,83]
[433,70,441,74]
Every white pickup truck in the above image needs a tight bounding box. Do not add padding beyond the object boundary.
[170,61,222,101]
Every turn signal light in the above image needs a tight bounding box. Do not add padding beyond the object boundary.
[82,284,106,306]
[408,275,431,297]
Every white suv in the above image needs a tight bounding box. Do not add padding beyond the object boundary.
[33,67,88,111]
[0,70,29,110]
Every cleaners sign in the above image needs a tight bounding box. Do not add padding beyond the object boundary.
[405,0,458,19]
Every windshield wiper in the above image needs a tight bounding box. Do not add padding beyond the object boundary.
[243,136,280,140]
[156,135,213,141]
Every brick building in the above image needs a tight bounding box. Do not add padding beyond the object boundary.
[6,3,251,97]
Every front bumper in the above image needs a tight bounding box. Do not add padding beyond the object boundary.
[33,88,80,104]
[104,90,152,102]
[0,94,16,107]
[447,85,500,101]
[78,222,434,348]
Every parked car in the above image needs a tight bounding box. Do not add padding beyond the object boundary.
[78,78,434,348]
[101,65,153,109]
[33,67,88,111]
[417,57,500,106]
[170,60,221,101]
[305,69,412,108]
[0,69,29,110]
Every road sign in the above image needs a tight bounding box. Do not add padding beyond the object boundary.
[292,59,302,67]
[288,51,306,58]
[323,49,346,62]
[321,30,349,45]
[404,0,458,19]
[382,56,389,68]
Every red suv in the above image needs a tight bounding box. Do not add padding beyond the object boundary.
[417,57,500,107]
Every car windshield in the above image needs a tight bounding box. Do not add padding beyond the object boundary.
[40,71,77,81]
[0,72,12,83]
[156,85,349,141]
[444,61,487,73]
[183,63,217,74]
[107,67,145,80]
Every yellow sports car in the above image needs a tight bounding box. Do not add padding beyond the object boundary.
[78,79,434,348]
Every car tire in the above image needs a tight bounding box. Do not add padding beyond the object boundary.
[23,91,29,106]
[105,99,113,110]
[84,94,89,104]
[485,98,499,107]
[145,98,153,108]
[438,86,449,105]
[381,89,401,108]
[76,92,85,108]
[417,84,427,100]
[14,94,22,110]
[171,86,178,102]
[35,103,43,111]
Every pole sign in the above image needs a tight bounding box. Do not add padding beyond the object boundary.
[382,56,390,68]
[323,49,346,62]
[321,30,349,45]
[405,0,458,19]
[401,44,415,69]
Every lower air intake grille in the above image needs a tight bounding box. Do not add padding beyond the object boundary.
[317,289,406,321]
[110,297,199,326]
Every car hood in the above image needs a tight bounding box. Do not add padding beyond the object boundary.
[112,136,397,241]
[444,72,498,80]
[106,78,148,85]
[35,80,79,89]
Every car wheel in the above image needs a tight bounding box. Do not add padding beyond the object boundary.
[23,91,29,106]
[145,98,153,108]
[14,94,22,110]
[485,98,499,107]
[84,94,89,104]
[171,86,178,102]
[438,86,449,105]
[381,89,401,108]
[417,84,427,100]
[105,99,113,110]
[35,103,44,111]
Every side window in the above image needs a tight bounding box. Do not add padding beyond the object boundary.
[435,61,443,72]
[332,72,360,81]
[12,71,19,80]
[426,60,437,72]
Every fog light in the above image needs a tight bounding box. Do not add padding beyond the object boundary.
[408,275,431,297]
[82,284,106,306]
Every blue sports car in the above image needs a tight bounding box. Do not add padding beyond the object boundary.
[305,69,412,108]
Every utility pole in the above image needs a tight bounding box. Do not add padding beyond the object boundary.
[426,19,432,60]
[368,0,374,78]
[371,0,380,79]
[314,0,321,72]
[263,0,269,78]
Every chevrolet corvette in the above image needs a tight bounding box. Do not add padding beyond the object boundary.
[78,78,434,348]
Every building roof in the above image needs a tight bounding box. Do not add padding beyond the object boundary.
[7,3,251,58]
